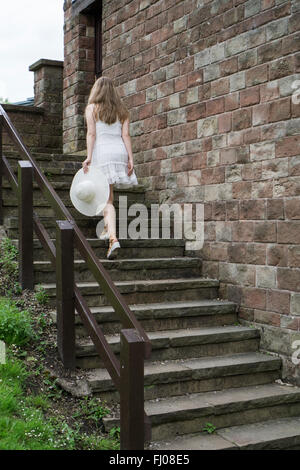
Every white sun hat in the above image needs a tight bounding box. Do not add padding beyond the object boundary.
[70,166,109,216]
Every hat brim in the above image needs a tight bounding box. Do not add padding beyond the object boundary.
[70,167,110,216]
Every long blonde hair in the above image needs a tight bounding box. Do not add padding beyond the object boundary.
[86,76,129,124]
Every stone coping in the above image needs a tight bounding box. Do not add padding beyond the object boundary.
[2,103,45,114]
[29,59,64,72]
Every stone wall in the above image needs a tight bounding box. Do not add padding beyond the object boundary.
[63,0,96,153]
[3,59,63,155]
[64,0,300,383]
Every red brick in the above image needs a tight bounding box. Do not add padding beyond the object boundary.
[186,103,206,121]
[288,246,300,268]
[175,75,188,92]
[220,148,236,165]
[267,245,288,267]
[232,221,254,242]
[232,108,252,131]
[206,97,225,116]
[242,163,262,180]
[232,181,252,200]
[201,167,225,185]
[277,268,300,292]
[292,101,300,118]
[242,288,266,310]
[282,33,300,55]
[254,221,277,242]
[240,87,260,107]
[246,64,268,87]
[198,83,211,101]
[171,155,193,172]
[254,310,281,327]
[252,103,269,126]
[269,56,295,80]
[218,113,232,133]
[240,200,266,220]
[243,127,262,144]
[212,201,226,220]
[268,97,291,123]
[226,201,239,220]
[225,92,239,111]
[220,57,238,76]
[267,290,290,314]
[211,78,230,97]
[187,70,203,87]
[267,199,284,219]
[285,198,300,219]
[278,221,300,244]
[260,82,280,102]
[239,307,254,322]
[262,0,275,9]
[276,136,300,158]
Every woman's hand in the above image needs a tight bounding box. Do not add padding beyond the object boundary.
[127,157,134,176]
[82,158,91,174]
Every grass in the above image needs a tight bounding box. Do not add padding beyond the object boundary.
[0,297,35,346]
[0,336,120,450]
[0,235,120,450]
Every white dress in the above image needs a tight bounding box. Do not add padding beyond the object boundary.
[90,118,138,186]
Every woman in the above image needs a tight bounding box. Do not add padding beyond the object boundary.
[82,76,138,259]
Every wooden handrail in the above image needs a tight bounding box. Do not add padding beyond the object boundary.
[0,104,152,447]
[0,104,151,357]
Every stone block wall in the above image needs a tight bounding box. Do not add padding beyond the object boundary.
[64,0,300,383]
[2,59,64,155]
[63,0,96,153]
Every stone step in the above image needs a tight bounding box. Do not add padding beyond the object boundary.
[4,216,167,239]
[216,416,300,450]
[37,277,220,308]
[82,352,281,402]
[75,325,260,369]
[2,179,146,204]
[11,238,186,261]
[50,299,237,337]
[33,257,202,283]
[104,383,300,442]
[2,198,164,219]
[5,158,82,172]
[149,415,300,450]
[3,151,84,163]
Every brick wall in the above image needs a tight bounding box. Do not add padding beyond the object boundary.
[2,104,62,155]
[3,59,63,155]
[63,0,96,153]
[64,0,300,383]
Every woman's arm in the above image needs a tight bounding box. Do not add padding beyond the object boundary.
[82,104,96,174]
[121,117,134,176]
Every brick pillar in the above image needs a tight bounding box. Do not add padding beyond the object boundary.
[29,59,64,152]
[63,0,96,154]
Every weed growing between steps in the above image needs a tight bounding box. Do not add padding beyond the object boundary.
[0,235,120,450]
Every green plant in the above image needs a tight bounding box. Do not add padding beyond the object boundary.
[34,285,49,305]
[202,422,216,434]
[0,237,18,280]
[42,376,63,401]
[73,396,110,426]
[109,426,120,440]
[0,297,35,346]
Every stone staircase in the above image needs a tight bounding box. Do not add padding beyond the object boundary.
[2,151,300,450]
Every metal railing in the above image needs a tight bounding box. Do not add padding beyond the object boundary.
[0,104,152,449]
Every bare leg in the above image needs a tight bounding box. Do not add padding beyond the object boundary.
[103,184,118,242]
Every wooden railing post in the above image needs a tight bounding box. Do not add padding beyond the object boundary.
[120,329,145,450]
[0,115,3,225]
[18,161,34,289]
[56,220,75,369]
